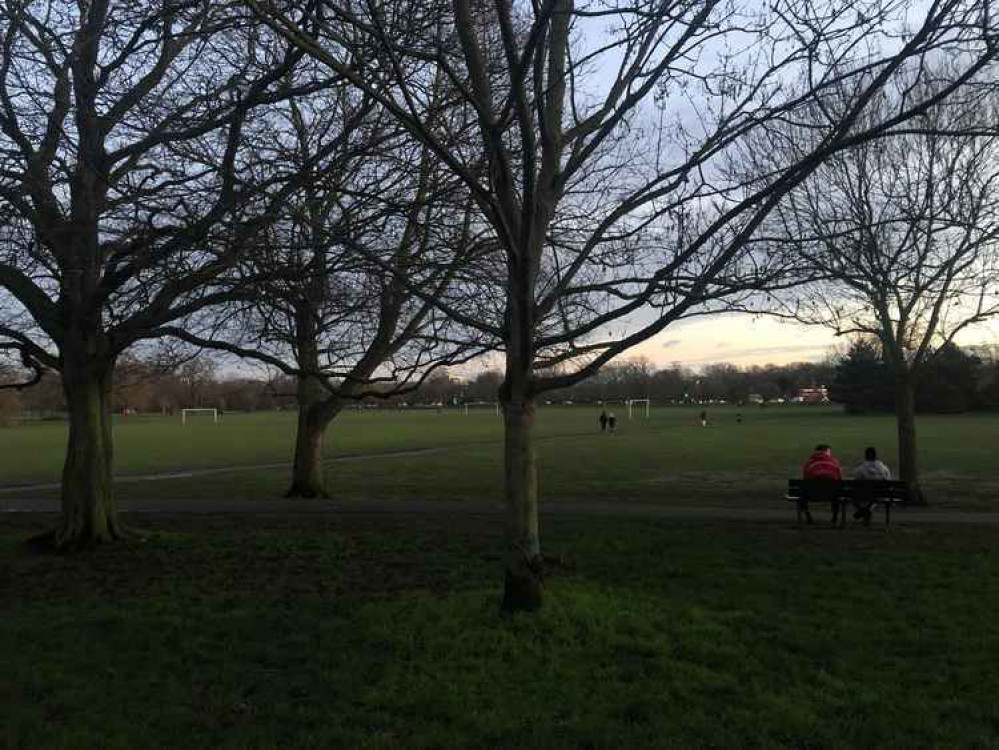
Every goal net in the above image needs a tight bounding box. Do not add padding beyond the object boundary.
[625,399,650,419]
[181,408,219,425]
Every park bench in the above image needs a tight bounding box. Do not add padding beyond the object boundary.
[786,479,908,528]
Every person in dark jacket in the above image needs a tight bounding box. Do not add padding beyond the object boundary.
[599,410,609,432]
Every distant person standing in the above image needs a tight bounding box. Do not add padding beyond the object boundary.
[852,446,891,524]
[599,410,609,433]
[699,409,707,427]
[608,412,617,434]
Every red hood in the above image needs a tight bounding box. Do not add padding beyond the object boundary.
[803,451,842,480]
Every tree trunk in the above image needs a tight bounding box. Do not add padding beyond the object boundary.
[894,374,925,505]
[285,375,338,499]
[36,352,123,549]
[500,389,543,613]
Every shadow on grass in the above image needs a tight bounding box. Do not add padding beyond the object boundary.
[2,514,997,750]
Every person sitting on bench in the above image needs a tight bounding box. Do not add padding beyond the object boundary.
[851,446,892,524]
[800,444,842,524]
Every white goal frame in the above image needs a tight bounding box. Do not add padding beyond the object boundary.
[625,399,650,419]
[181,408,218,425]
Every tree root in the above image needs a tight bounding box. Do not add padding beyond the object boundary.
[26,522,136,553]
[284,483,331,500]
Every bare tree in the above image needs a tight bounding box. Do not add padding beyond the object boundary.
[247,0,996,610]
[163,76,487,498]
[0,1,321,548]
[746,75,999,503]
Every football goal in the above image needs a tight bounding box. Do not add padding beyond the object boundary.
[181,408,219,425]
[625,399,650,419]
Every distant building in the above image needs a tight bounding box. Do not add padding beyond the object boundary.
[794,386,829,404]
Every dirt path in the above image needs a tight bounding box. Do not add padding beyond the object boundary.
[3,494,999,526]
[0,431,605,495]
[0,445,452,495]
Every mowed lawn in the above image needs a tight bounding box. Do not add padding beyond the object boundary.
[2,513,997,750]
[3,406,999,508]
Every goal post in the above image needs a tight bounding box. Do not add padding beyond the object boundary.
[181,408,218,425]
[625,399,650,419]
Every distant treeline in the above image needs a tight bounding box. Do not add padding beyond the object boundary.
[3,340,997,423]
[830,340,999,414]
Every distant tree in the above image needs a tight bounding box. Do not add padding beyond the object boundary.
[700,363,749,403]
[0,363,22,425]
[750,74,999,503]
[252,0,997,608]
[417,370,463,406]
[917,342,982,413]
[829,339,894,413]
[978,354,999,410]
[159,69,484,498]
[652,365,692,404]
[467,370,503,402]
[176,357,220,410]
[0,3,324,547]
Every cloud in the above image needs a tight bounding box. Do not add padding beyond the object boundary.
[660,340,681,349]
[682,343,833,363]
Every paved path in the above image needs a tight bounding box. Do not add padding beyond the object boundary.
[3,494,999,526]
[0,446,454,495]
[0,432,605,496]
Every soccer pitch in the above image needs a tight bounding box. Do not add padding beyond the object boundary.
[2,405,998,508]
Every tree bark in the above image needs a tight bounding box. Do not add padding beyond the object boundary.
[286,375,338,499]
[35,349,124,549]
[500,382,543,613]
[894,373,925,505]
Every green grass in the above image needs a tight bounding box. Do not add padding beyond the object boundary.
[4,406,999,509]
[2,513,997,749]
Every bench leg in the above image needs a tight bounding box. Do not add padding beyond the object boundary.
[796,499,812,528]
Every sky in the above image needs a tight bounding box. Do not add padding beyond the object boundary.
[628,316,842,368]
[447,311,999,381]
[622,315,999,370]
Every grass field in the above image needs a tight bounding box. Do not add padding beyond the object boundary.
[3,405,999,509]
[3,408,998,748]
[2,513,997,749]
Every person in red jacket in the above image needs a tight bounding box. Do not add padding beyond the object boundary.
[799,444,842,524]
[803,444,842,480]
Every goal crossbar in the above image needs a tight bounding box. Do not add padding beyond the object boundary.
[181,408,218,424]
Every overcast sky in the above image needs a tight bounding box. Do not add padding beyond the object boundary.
[623,316,999,370]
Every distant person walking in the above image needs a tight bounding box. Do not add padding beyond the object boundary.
[852,446,892,524]
[608,412,617,434]
[800,444,842,525]
[599,410,609,433]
